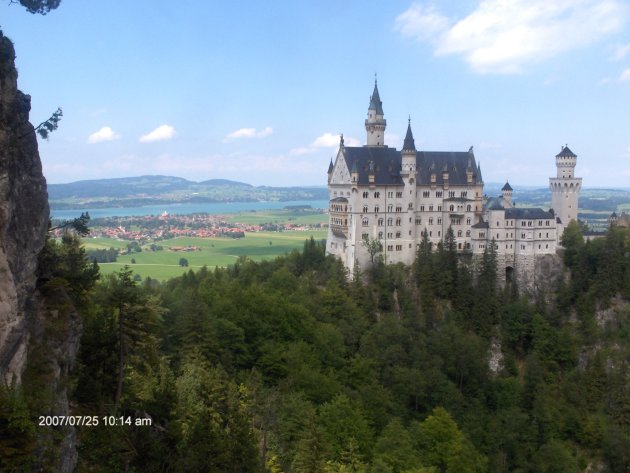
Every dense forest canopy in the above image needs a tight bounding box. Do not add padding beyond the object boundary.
[3,221,630,471]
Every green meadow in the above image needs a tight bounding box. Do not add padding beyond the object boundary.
[84,230,328,281]
[223,208,328,226]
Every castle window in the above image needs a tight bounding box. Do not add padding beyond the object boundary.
[429,218,433,225]
[378,218,384,226]
[546,244,549,249]
[546,232,549,238]
[538,244,541,249]
[395,218,401,226]
[429,205,434,211]
[387,245,393,251]
[479,232,485,238]
[466,230,470,237]
[438,231,441,237]
[528,221,532,227]
[538,220,542,226]
[461,191,467,198]
[362,233,368,239]
[539,233,542,238]
[496,221,499,227]
[449,191,456,197]
[416,218,422,225]
[363,205,368,213]
[457,230,462,237]
[396,192,403,198]
[429,231,432,237]
[409,231,412,236]
[521,233,526,239]
[362,218,369,226]
[420,206,425,211]
[387,218,393,225]
[458,243,462,249]
[521,245,525,250]
[396,245,402,251]
[466,218,471,225]
[546,220,550,226]
[396,232,401,239]
[378,231,383,239]
[436,191,443,198]
[396,206,402,212]
[467,205,471,211]
[387,233,393,239]
[449,205,454,211]
[437,205,442,211]
[408,203,413,209]
[375,206,380,213]
[437,218,442,224]
[423,191,430,198]
[388,205,393,212]
[466,243,471,249]
[388,192,393,198]
[363,191,369,198]
[374,192,380,198]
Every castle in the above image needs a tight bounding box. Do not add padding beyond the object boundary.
[326,79,581,287]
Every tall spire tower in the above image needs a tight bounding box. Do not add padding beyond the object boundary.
[549,145,581,233]
[365,77,386,147]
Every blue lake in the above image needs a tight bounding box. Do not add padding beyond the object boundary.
[51,200,330,220]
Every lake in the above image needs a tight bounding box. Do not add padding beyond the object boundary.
[51,199,330,220]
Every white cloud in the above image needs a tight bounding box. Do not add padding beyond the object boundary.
[290,147,316,156]
[619,68,630,81]
[139,124,177,143]
[396,0,629,74]
[87,126,120,144]
[395,4,450,42]
[611,43,630,60]
[225,126,273,141]
[311,133,360,147]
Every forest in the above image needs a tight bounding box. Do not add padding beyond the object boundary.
[2,221,630,472]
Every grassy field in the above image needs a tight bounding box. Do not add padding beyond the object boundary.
[85,230,328,281]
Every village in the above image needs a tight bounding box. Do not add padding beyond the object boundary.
[71,211,323,243]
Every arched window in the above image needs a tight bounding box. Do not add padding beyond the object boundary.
[457,230,462,237]
[362,218,369,227]
[449,205,454,211]
[363,205,368,213]
[378,218,384,226]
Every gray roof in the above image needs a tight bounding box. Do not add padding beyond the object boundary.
[556,146,577,158]
[368,80,384,115]
[472,221,489,229]
[505,208,554,220]
[485,197,505,210]
[340,147,483,187]
[327,159,333,174]
[402,121,416,152]
[502,181,513,191]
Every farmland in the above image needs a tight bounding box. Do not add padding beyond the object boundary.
[84,230,328,280]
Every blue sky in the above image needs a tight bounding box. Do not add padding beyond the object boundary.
[2,0,630,187]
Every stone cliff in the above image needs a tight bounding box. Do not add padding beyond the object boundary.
[0,31,80,471]
[0,31,49,385]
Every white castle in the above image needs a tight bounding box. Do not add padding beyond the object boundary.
[326,79,581,286]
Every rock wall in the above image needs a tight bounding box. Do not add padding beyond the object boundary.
[0,31,79,472]
[0,31,49,385]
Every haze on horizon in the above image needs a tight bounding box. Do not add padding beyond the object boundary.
[3,0,630,188]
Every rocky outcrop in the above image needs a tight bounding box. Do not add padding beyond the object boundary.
[1,31,79,472]
[0,31,50,385]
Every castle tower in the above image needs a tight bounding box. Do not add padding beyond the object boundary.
[549,145,581,231]
[400,118,416,178]
[365,78,386,146]
[501,181,513,207]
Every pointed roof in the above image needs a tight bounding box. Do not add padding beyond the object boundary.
[477,161,483,181]
[556,145,577,158]
[402,118,416,152]
[368,78,384,115]
[327,158,333,174]
[502,181,513,191]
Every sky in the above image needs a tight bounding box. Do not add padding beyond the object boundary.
[2,0,630,187]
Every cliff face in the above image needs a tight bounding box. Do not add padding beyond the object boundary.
[0,31,50,385]
[0,31,79,472]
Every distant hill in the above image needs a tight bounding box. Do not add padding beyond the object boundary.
[48,175,328,210]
